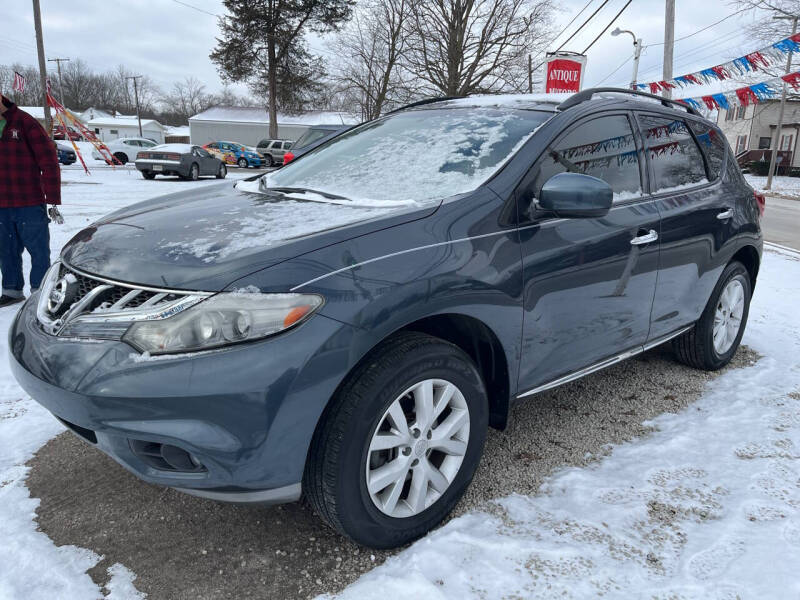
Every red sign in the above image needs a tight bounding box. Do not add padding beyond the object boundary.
[546,58,584,93]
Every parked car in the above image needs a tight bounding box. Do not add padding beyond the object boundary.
[134,143,227,180]
[256,138,293,166]
[54,140,76,165]
[11,89,763,549]
[203,141,262,168]
[91,138,159,164]
[53,124,82,141]
[281,124,349,164]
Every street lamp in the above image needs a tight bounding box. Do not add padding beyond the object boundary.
[611,27,643,89]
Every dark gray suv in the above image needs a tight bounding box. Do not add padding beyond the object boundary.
[10,89,764,548]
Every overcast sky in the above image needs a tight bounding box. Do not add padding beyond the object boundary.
[0,0,783,102]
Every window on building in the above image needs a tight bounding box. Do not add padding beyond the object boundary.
[724,109,733,122]
[639,115,708,192]
[110,129,118,135]
[736,105,746,120]
[735,135,748,153]
[781,134,794,151]
[519,114,642,213]
[759,137,771,149]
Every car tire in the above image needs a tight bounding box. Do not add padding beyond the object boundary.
[187,163,199,181]
[114,152,128,165]
[237,157,248,168]
[216,163,227,179]
[673,260,751,371]
[304,332,488,549]
[142,171,156,180]
[265,155,274,167]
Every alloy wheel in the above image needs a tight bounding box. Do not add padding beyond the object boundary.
[713,279,745,355]
[365,378,470,518]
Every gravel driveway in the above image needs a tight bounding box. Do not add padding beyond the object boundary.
[25,344,756,599]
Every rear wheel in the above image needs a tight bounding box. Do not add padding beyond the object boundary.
[304,332,488,548]
[187,163,199,181]
[142,170,156,180]
[237,157,248,168]
[113,152,128,165]
[673,261,751,370]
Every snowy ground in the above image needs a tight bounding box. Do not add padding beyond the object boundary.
[0,166,249,599]
[745,173,800,199]
[0,167,799,598]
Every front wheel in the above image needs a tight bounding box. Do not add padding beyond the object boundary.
[265,155,274,167]
[304,332,488,548]
[673,260,752,370]
[216,163,227,179]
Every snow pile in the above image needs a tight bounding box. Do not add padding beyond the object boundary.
[324,248,800,599]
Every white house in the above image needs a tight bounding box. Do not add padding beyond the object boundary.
[86,116,166,144]
[189,106,359,146]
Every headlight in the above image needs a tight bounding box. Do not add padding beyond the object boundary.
[123,292,323,354]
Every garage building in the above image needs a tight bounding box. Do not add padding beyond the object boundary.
[189,107,359,146]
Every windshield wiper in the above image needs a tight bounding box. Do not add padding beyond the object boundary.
[265,186,350,201]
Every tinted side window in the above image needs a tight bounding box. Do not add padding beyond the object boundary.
[638,115,708,192]
[686,120,726,180]
[523,114,642,209]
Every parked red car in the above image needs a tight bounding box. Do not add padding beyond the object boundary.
[53,125,82,141]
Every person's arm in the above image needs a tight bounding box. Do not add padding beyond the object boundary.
[25,117,61,205]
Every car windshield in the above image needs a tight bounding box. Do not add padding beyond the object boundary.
[263,108,551,205]
[293,128,332,150]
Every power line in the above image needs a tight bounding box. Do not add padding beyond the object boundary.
[644,7,752,48]
[170,0,218,17]
[549,0,596,47]
[595,55,633,85]
[581,0,633,54]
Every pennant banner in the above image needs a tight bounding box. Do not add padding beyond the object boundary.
[636,33,800,93]
[675,70,800,111]
[12,71,25,93]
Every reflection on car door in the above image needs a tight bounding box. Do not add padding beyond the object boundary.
[635,113,738,341]
[515,113,661,395]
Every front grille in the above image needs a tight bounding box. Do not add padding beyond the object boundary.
[55,264,179,316]
[37,262,209,339]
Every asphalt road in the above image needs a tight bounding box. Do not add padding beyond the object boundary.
[26,345,757,600]
[762,195,800,250]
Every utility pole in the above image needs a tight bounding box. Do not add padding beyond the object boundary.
[766,15,799,191]
[663,0,675,99]
[125,75,143,137]
[31,0,52,134]
[47,57,70,107]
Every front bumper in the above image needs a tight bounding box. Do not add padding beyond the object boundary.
[9,295,354,501]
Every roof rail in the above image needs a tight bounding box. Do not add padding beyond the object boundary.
[387,96,463,114]
[558,87,701,116]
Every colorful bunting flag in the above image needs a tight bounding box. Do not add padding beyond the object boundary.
[636,33,800,91]
[675,70,800,112]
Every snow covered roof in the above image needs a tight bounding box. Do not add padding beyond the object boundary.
[435,93,573,110]
[19,106,78,120]
[87,116,165,130]
[190,106,359,126]
[165,125,190,137]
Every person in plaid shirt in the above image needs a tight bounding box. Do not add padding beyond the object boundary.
[0,93,60,307]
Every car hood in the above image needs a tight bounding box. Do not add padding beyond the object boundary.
[61,180,434,291]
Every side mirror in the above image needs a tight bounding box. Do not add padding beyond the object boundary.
[538,172,613,218]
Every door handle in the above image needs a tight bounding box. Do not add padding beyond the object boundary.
[716,209,734,220]
[630,229,658,245]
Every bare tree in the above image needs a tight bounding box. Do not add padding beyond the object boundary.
[404,0,553,97]
[330,0,415,120]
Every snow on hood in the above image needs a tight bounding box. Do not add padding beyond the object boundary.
[61,181,413,290]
